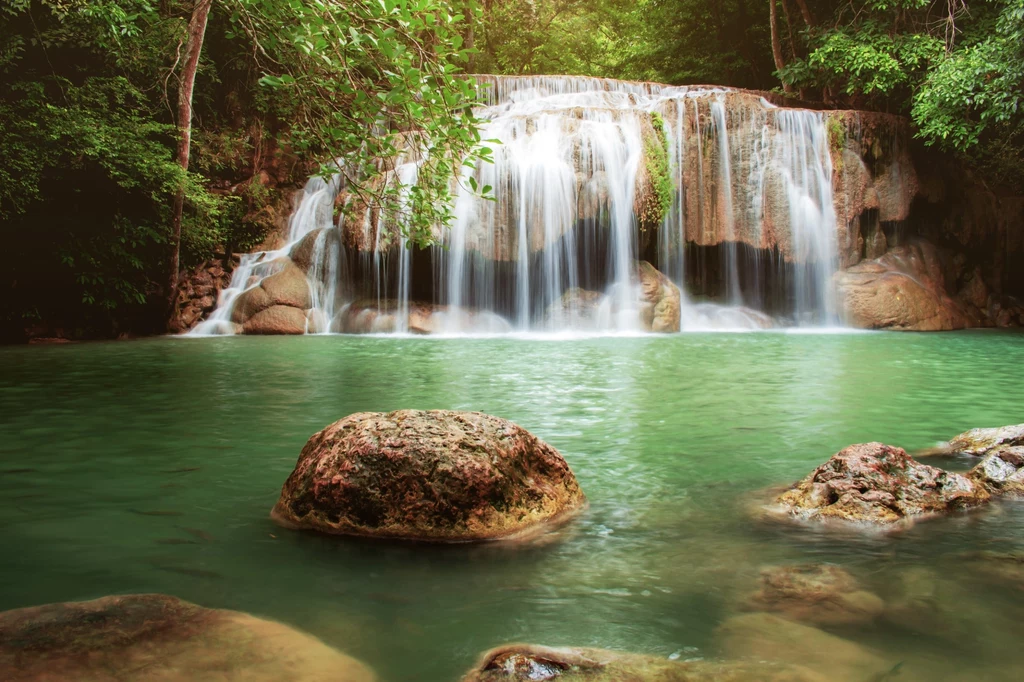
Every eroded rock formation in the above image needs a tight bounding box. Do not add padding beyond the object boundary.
[272,410,586,542]
[741,563,885,627]
[768,442,990,528]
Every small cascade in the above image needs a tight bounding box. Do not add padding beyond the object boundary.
[195,76,846,336]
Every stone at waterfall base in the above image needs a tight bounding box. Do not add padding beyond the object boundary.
[740,563,884,627]
[461,643,826,682]
[0,594,375,682]
[834,240,984,331]
[765,442,990,529]
[637,260,681,332]
[271,410,586,542]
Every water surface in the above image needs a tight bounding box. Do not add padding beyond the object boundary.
[2,331,1023,680]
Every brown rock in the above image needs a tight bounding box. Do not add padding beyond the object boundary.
[637,261,681,332]
[835,240,972,331]
[0,594,375,682]
[462,643,825,682]
[716,612,890,681]
[231,285,273,324]
[271,410,586,542]
[768,442,990,528]
[261,260,312,309]
[242,305,308,335]
[742,564,884,626]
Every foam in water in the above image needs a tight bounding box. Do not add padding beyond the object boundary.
[193,76,842,336]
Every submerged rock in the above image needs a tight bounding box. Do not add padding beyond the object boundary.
[947,423,1024,457]
[272,410,586,542]
[741,563,884,627]
[0,593,375,682]
[462,643,824,681]
[961,551,1024,591]
[716,612,890,681]
[768,442,989,528]
[637,261,681,332]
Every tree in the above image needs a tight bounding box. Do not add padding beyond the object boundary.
[168,0,213,312]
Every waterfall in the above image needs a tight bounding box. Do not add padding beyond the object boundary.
[193,76,845,336]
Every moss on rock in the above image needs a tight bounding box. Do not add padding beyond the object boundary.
[272,410,587,542]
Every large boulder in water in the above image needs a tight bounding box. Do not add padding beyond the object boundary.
[0,594,375,682]
[767,442,990,529]
[946,423,1024,456]
[462,643,825,682]
[637,261,681,332]
[242,304,309,335]
[740,563,884,627]
[271,410,586,542]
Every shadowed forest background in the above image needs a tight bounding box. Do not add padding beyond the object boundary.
[1,0,1021,339]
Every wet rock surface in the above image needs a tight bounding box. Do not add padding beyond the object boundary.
[741,563,884,626]
[272,410,586,542]
[968,447,1024,496]
[769,442,990,528]
[637,261,681,332]
[0,593,375,682]
[170,260,233,333]
[947,423,1024,457]
[461,643,825,681]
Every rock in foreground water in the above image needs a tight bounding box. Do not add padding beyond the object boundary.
[947,423,1024,456]
[741,563,884,627]
[462,643,824,681]
[0,594,375,682]
[272,410,586,542]
[769,442,989,528]
[968,447,1024,496]
[716,612,890,681]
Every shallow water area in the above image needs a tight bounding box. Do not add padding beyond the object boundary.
[2,330,1024,681]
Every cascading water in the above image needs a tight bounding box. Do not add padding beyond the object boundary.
[192,76,843,336]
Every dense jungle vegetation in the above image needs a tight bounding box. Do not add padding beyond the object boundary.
[1,0,1021,339]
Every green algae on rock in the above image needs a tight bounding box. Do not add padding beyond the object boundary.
[768,442,990,528]
[461,643,825,681]
[271,410,587,542]
[0,593,376,682]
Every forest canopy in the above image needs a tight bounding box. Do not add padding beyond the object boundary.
[0,0,1021,339]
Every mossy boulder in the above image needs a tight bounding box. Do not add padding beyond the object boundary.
[741,564,884,627]
[462,643,825,682]
[271,410,586,542]
[0,594,375,682]
[768,442,990,529]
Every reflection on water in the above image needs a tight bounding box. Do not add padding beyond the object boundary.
[1,331,1024,681]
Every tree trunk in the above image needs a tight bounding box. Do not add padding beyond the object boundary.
[794,0,815,26]
[769,0,793,94]
[167,0,213,327]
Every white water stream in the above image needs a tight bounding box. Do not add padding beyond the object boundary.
[193,76,841,336]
